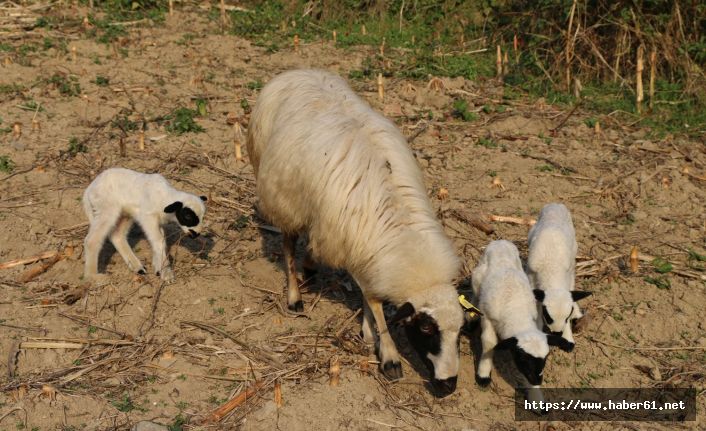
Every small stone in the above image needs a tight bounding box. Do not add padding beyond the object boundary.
[132,421,169,431]
[363,394,374,405]
[649,366,662,381]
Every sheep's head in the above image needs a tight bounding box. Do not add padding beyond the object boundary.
[534,289,591,350]
[164,195,208,238]
[495,332,564,386]
[391,298,464,397]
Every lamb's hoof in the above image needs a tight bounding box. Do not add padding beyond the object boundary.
[559,340,575,353]
[137,268,146,275]
[475,374,492,387]
[158,267,175,283]
[288,300,304,312]
[381,361,403,381]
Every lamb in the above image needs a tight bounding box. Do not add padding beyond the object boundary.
[82,167,207,283]
[472,240,564,388]
[527,203,591,352]
[246,69,464,397]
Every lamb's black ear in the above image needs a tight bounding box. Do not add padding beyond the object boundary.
[164,201,183,213]
[495,337,518,351]
[546,334,564,347]
[571,291,592,301]
[200,195,208,202]
[533,289,545,302]
[389,302,416,324]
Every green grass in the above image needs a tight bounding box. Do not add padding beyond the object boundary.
[166,107,204,135]
[67,137,87,156]
[49,74,81,97]
[451,99,478,121]
[94,75,110,86]
[111,393,136,412]
[0,156,15,174]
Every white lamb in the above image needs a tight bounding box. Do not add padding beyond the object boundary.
[527,203,591,352]
[247,69,463,397]
[472,240,563,388]
[82,167,207,283]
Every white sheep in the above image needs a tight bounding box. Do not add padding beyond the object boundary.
[472,240,563,388]
[247,69,464,396]
[527,203,591,352]
[82,167,207,283]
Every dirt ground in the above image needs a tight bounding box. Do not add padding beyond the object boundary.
[1,5,705,431]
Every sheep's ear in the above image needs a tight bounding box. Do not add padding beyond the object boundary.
[546,334,564,347]
[200,195,208,202]
[495,337,518,351]
[389,302,416,324]
[571,291,592,301]
[164,201,183,213]
[533,289,545,302]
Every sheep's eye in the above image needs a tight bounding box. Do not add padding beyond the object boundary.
[420,323,434,334]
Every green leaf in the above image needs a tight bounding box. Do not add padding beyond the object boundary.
[644,276,670,290]
[651,257,673,274]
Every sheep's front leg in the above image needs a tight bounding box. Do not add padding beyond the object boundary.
[139,217,173,283]
[475,317,497,387]
[283,233,303,312]
[367,297,402,380]
[84,210,121,282]
[110,217,145,274]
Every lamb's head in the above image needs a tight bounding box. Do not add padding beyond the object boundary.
[164,194,208,238]
[495,331,564,386]
[533,289,591,344]
[391,294,464,397]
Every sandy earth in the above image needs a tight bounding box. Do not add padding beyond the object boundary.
[0,5,705,431]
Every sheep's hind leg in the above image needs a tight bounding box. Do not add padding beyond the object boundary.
[475,317,497,387]
[84,210,121,283]
[367,297,402,380]
[110,217,145,274]
[283,233,303,312]
[360,299,376,344]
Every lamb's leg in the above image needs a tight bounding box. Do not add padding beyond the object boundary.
[110,217,145,274]
[283,233,303,312]
[360,299,375,344]
[475,317,497,386]
[367,297,402,380]
[138,216,173,283]
[84,210,121,282]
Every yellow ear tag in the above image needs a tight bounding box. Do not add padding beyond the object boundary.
[459,294,483,319]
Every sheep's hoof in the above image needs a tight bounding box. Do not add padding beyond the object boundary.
[381,361,403,380]
[475,374,492,387]
[137,268,146,275]
[559,340,575,353]
[288,300,304,312]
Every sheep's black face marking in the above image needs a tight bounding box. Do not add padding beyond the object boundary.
[405,312,441,357]
[512,348,546,386]
[542,306,554,325]
[176,207,200,227]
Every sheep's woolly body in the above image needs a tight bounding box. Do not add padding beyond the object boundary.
[527,203,577,294]
[472,240,548,359]
[83,168,206,282]
[247,69,460,311]
[527,203,581,340]
[247,69,463,386]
